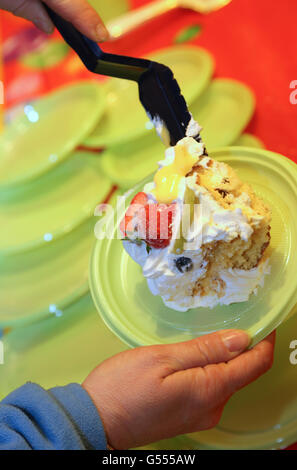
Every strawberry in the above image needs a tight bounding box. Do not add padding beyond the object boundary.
[120,192,148,237]
[138,202,176,249]
[131,192,149,207]
[120,192,176,249]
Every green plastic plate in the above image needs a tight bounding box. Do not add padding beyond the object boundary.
[0,82,105,189]
[21,39,70,69]
[235,133,265,149]
[0,151,111,255]
[191,78,255,149]
[0,219,94,327]
[90,147,297,349]
[100,132,164,189]
[0,294,128,395]
[88,0,129,23]
[84,46,214,148]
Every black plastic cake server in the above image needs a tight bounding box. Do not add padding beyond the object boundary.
[43,4,204,148]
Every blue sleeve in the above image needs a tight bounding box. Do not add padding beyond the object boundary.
[0,382,107,450]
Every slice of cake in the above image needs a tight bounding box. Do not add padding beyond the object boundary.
[120,137,271,311]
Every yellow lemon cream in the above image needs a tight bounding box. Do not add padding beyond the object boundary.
[152,138,205,203]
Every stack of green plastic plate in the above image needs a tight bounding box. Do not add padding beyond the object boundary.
[0,0,134,328]
[0,81,114,328]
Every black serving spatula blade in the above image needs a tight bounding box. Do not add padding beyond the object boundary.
[138,61,205,148]
[43,4,205,148]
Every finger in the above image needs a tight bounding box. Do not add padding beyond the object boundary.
[0,0,54,33]
[166,331,275,408]
[158,329,250,376]
[44,0,109,42]
[223,331,276,394]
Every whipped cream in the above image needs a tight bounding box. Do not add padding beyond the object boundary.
[123,241,270,311]
[186,114,202,139]
[148,114,171,147]
[147,113,202,148]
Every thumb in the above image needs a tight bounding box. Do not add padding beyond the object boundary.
[0,0,54,33]
[44,0,109,42]
[219,331,276,395]
[159,329,250,375]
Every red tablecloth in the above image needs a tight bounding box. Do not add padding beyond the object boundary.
[1,0,297,449]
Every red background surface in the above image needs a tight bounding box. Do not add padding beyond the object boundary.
[1,0,297,449]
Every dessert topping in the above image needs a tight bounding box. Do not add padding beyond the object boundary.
[175,257,193,273]
[152,137,204,203]
[120,192,176,249]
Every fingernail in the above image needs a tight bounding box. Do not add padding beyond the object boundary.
[34,18,54,35]
[95,25,110,42]
[221,331,250,353]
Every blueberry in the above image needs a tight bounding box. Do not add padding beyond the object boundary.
[175,257,193,273]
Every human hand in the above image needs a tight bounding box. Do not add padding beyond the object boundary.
[0,0,109,42]
[83,329,275,449]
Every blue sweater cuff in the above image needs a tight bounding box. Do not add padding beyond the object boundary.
[49,383,107,450]
[0,382,107,450]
